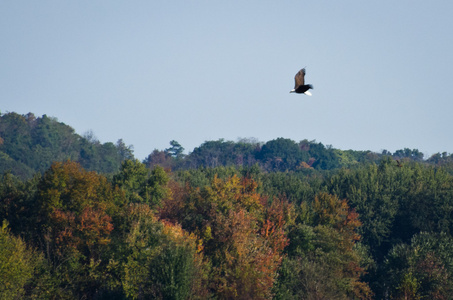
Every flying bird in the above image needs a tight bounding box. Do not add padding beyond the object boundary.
[290,68,313,96]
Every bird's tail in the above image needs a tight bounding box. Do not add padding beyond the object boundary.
[304,90,312,96]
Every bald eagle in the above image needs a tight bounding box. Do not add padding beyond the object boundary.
[290,68,313,96]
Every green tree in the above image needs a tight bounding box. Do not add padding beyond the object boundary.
[165,140,185,159]
[384,232,453,299]
[393,148,424,162]
[259,171,322,205]
[116,138,134,161]
[0,172,40,240]
[257,138,309,172]
[0,221,42,299]
[327,158,405,260]
[276,193,372,299]
[113,159,150,203]
[187,139,257,169]
[120,204,208,300]
[113,160,169,207]
[394,165,453,241]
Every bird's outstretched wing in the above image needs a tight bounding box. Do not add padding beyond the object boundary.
[294,68,306,88]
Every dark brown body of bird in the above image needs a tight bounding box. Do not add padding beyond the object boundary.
[290,68,313,96]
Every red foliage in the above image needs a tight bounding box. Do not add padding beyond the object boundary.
[50,205,113,260]
[159,175,290,299]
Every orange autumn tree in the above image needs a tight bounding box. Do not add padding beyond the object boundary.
[36,161,123,298]
[160,175,289,299]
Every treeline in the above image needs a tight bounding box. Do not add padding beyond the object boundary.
[2,158,453,299]
[146,138,452,174]
[3,112,453,180]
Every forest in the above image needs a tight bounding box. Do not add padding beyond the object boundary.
[1,112,453,299]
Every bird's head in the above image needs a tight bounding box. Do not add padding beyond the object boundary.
[289,89,295,93]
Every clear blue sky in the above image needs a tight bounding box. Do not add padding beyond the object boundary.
[1,1,452,160]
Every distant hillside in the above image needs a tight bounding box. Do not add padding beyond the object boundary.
[0,112,134,178]
[2,111,452,179]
